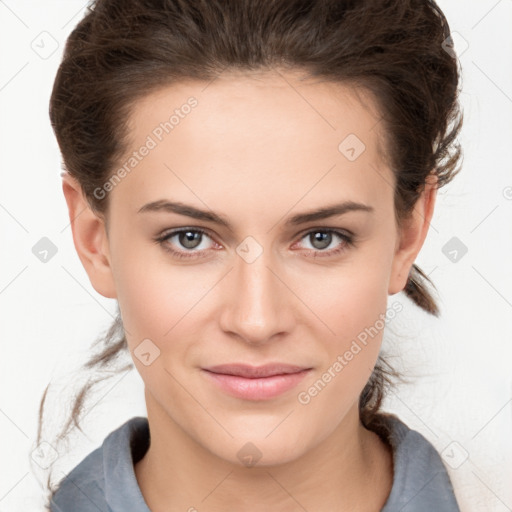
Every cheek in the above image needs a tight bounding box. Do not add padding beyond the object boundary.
[112,261,208,396]
[295,275,387,425]
[110,238,212,349]
[295,256,390,397]
[299,253,390,343]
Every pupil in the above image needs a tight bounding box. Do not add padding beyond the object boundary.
[312,232,331,250]
[180,231,201,249]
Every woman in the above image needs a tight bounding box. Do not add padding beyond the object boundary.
[40,0,464,510]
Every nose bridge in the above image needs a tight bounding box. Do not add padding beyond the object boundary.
[220,237,290,343]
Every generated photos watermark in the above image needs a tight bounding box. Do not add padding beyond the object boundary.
[297,300,403,405]
[93,96,198,200]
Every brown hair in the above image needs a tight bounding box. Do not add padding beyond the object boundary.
[38,0,463,506]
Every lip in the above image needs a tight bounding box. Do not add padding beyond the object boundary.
[202,363,312,400]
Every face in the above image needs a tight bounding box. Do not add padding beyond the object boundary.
[65,70,434,466]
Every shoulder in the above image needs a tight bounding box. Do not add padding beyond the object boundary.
[50,416,150,512]
[49,445,107,512]
[372,413,461,512]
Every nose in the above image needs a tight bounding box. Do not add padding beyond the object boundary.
[218,244,295,345]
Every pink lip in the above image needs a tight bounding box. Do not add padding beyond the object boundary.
[202,363,311,400]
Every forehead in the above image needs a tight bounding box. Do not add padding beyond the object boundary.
[127,70,385,152]
[111,71,393,217]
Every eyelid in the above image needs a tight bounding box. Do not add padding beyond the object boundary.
[294,225,354,239]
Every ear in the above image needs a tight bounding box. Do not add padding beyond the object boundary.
[388,174,438,295]
[61,172,117,299]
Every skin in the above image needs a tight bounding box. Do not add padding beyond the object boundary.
[62,69,437,511]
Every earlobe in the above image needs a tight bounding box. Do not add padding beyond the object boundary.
[388,177,438,296]
[61,172,117,299]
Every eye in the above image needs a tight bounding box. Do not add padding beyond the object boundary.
[155,228,218,260]
[154,227,355,260]
[294,229,354,257]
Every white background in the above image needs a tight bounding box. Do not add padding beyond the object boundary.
[1,1,511,510]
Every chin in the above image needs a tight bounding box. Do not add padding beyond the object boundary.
[209,430,309,469]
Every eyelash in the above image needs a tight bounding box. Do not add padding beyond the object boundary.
[154,227,355,261]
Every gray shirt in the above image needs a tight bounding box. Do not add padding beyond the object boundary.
[49,414,461,511]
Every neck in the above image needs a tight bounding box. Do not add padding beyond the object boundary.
[134,393,393,512]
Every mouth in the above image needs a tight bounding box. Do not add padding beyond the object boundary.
[201,363,312,400]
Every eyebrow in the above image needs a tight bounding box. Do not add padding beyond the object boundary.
[137,199,374,228]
